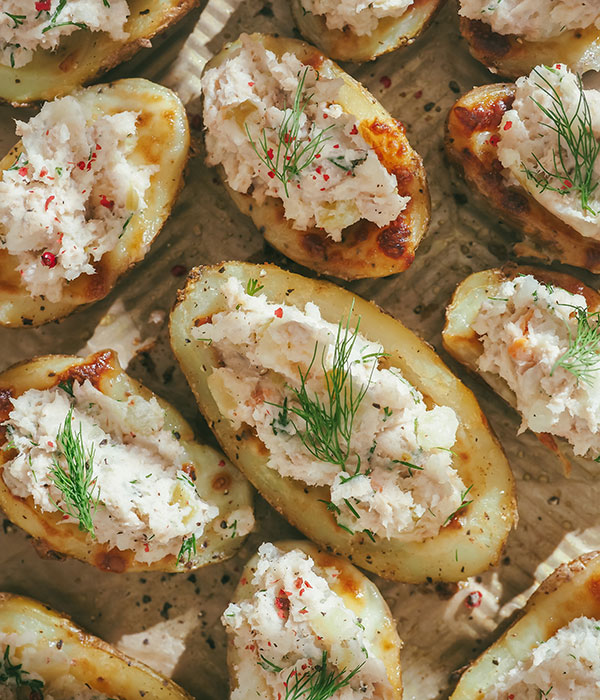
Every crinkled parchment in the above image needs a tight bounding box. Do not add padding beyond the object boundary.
[2,2,600,699]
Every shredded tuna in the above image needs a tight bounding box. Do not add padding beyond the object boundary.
[300,0,414,36]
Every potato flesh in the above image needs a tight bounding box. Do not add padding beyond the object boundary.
[0,350,253,573]
[0,78,189,327]
[169,261,516,583]
[0,592,192,699]
[227,540,402,700]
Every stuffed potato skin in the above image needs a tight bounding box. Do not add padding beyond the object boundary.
[203,34,430,281]
[0,350,253,573]
[459,17,600,81]
[445,83,600,273]
[169,261,516,583]
[0,78,189,328]
[450,550,600,699]
[290,0,445,63]
[442,264,600,471]
[0,0,198,105]
[0,592,193,698]
[227,540,403,700]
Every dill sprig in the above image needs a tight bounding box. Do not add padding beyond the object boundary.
[245,67,334,197]
[443,485,473,526]
[270,304,384,477]
[0,646,45,694]
[521,67,600,216]
[177,534,196,564]
[49,408,99,538]
[246,278,264,296]
[259,650,363,700]
[551,304,600,384]
[4,12,26,28]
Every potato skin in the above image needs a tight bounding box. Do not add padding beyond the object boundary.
[0,78,189,328]
[450,551,600,699]
[226,541,402,700]
[0,0,198,105]
[443,263,600,471]
[290,0,445,63]
[203,33,430,281]
[459,16,600,80]
[169,261,516,583]
[0,350,253,573]
[0,592,193,698]
[445,83,600,273]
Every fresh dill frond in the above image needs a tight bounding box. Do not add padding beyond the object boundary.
[49,408,99,538]
[0,645,45,693]
[245,66,334,197]
[270,304,383,476]
[551,304,600,384]
[259,650,363,700]
[177,534,196,564]
[4,12,26,28]
[246,278,264,296]
[57,379,74,396]
[443,485,474,526]
[521,67,600,215]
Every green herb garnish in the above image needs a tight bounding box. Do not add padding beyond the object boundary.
[522,67,600,216]
[49,409,99,538]
[551,304,600,384]
[177,534,196,564]
[443,485,474,526]
[246,278,264,296]
[0,645,44,695]
[246,67,334,197]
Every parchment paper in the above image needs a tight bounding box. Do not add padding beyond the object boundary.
[2,2,600,699]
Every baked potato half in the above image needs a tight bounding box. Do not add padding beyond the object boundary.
[170,261,516,583]
[226,540,402,699]
[0,349,254,573]
[450,550,600,699]
[446,82,600,273]
[0,0,198,105]
[0,591,192,698]
[0,78,189,328]
[442,264,600,471]
[202,34,430,281]
[290,0,445,63]
[459,17,600,80]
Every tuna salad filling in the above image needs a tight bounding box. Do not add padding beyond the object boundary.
[0,94,157,303]
[200,33,408,242]
[222,543,391,700]
[458,0,600,41]
[299,0,414,36]
[0,0,129,68]
[195,277,467,541]
[482,617,600,700]
[472,274,600,456]
[497,64,600,238]
[1,380,223,564]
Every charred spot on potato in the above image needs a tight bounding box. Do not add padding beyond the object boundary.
[95,547,131,573]
[302,233,327,259]
[452,96,514,134]
[377,220,414,261]
[462,18,512,59]
[212,474,232,492]
[0,388,15,422]
[57,350,116,390]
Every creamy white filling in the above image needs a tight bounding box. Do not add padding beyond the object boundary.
[483,617,600,700]
[2,381,220,563]
[497,64,600,239]
[473,274,600,456]
[194,277,465,541]
[299,0,414,36]
[200,33,407,242]
[0,0,129,68]
[222,543,391,700]
[0,94,157,303]
[458,0,600,41]
[0,634,111,699]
